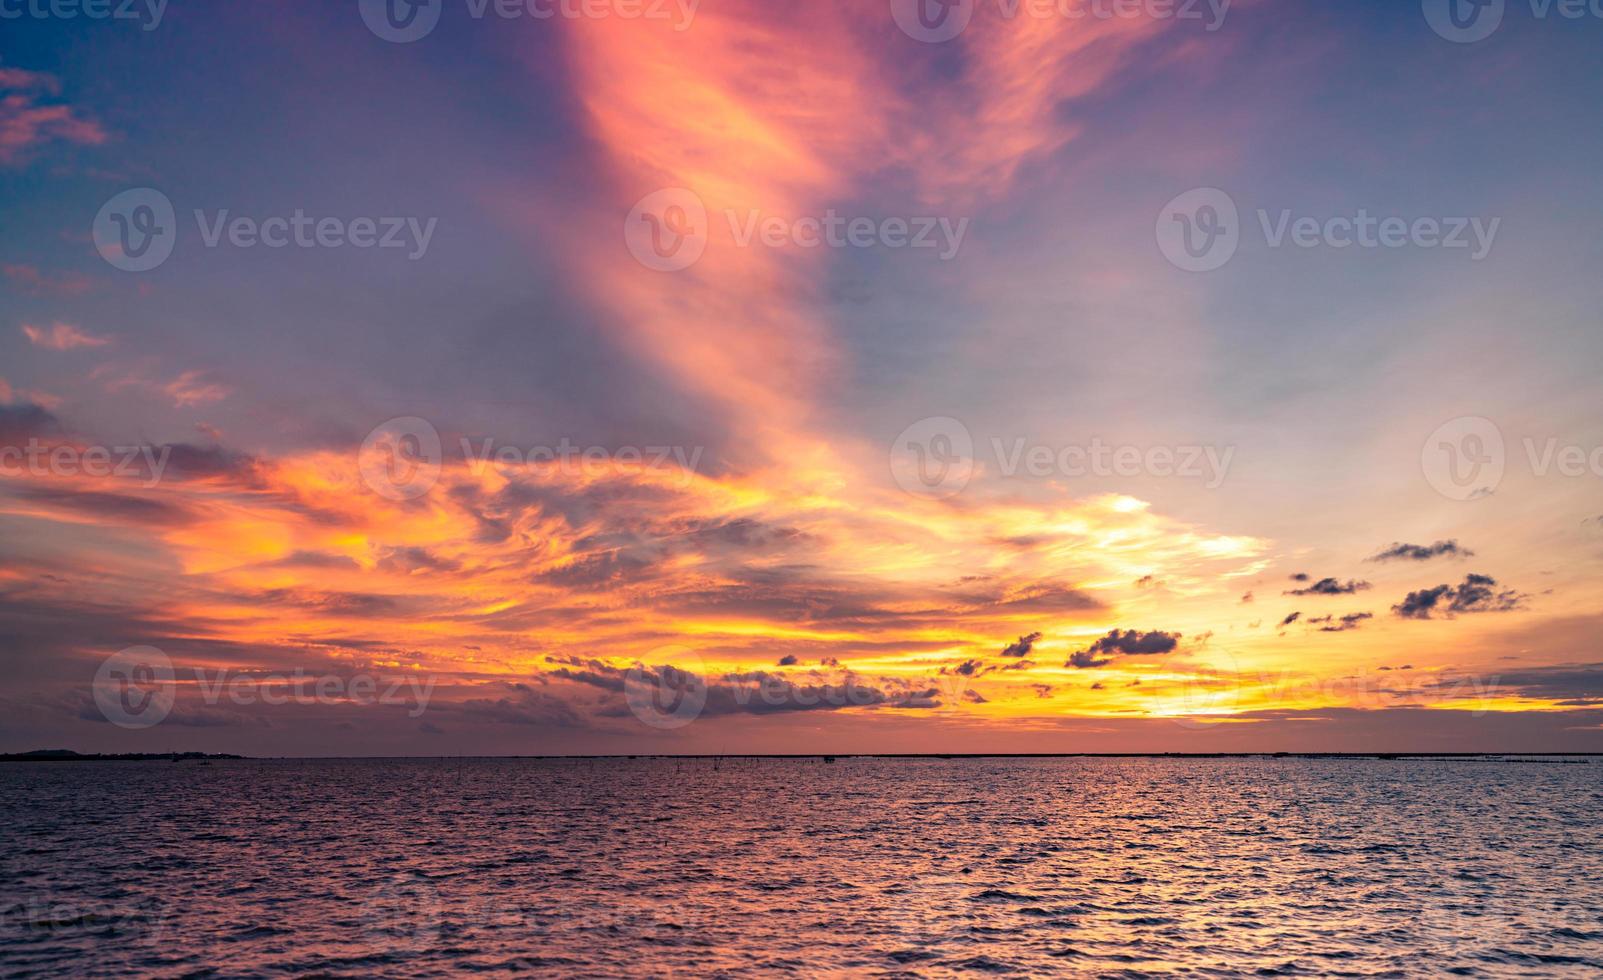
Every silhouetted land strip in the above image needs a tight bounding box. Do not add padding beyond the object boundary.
[0,750,245,762]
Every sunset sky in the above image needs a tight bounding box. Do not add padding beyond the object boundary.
[3,0,1602,754]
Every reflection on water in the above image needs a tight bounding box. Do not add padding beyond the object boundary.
[2,757,1600,976]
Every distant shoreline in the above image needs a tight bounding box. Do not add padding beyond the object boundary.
[2,750,1596,763]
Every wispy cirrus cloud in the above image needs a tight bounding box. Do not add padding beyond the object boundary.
[91,363,233,408]
[0,65,107,166]
[2,264,99,297]
[21,322,112,351]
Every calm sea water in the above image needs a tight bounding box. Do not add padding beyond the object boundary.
[2,757,1600,977]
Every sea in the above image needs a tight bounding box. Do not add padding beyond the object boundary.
[2,757,1600,977]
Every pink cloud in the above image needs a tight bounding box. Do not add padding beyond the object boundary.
[0,66,62,94]
[2,264,98,297]
[163,371,232,407]
[92,362,233,408]
[0,66,107,166]
[21,322,112,351]
[0,375,62,409]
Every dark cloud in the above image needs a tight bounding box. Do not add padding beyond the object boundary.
[1393,574,1527,619]
[1481,663,1603,704]
[1289,573,1310,582]
[158,443,262,483]
[554,660,942,717]
[457,682,587,728]
[7,486,193,526]
[67,690,270,729]
[259,550,363,571]
[375,546,460,574]
[536,550,658,589]
[253,589,400,617]
[1308,612,1373,632]
[680,517,806,550]
[1394,584,1451,619]
[1367,540,1474,563]
[1000,631,1042,658]
[547,663,628,693]
[1280,612,1301,627]
[1449,573,1527,614]
[1285,578,1371,596]
[0,401,61,443]
[777,654,799,666]
[1067,629,1180,669]
[1240,592,1254,604]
